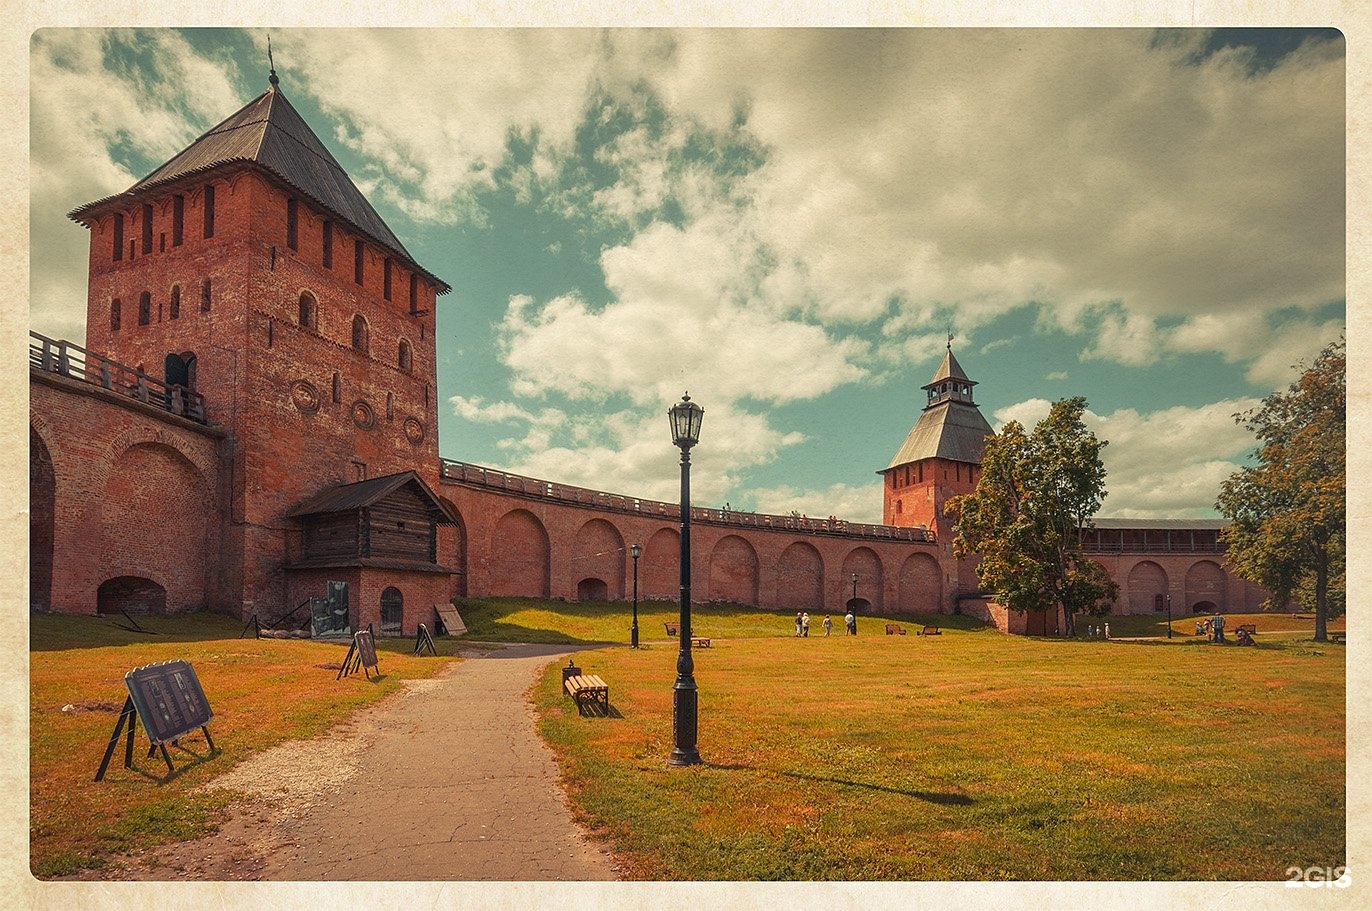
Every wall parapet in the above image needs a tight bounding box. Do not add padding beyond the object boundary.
[439,458,934,543]
[30,332,206,424]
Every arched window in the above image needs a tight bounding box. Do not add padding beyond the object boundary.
[298,292,316,329]
[351,314,369,354]
[380,586,403,634]
[169,284,181,319]
[110,298,121,331]
[398,339,412,372]
[286,197,299,251]
[138,292,151,326]
[202,184,216,239]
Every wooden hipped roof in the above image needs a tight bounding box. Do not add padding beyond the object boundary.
[69,83,449,294]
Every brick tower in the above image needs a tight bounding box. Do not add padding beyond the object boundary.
[879,341,993,546]
[68,67,455,626]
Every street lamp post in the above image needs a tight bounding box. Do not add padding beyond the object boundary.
[667,392,704,767]
[630,543,642,648]
[1166,593,1172,639]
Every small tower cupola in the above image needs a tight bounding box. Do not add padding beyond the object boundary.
[923,339,977,409]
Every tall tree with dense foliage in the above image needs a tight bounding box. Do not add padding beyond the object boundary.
[947,397,1117,636]
[1217,338,1345,641]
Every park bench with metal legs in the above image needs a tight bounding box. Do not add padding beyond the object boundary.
[1330,631,1346,643]
[885,624,906,635]
[690,636,711,648]
[919,626,941,636]
[565,673,610,715]
[665,621,679,636]
[1235,623,1257,637]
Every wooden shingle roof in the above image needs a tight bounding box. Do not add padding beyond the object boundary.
[69,83,449,294]
[285,471,458,524]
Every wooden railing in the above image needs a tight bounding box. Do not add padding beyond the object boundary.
[1080,541,1225,555]
[440,458,934,543]
[29,332,206,424]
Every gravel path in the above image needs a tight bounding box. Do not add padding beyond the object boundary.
[110,642,619,881]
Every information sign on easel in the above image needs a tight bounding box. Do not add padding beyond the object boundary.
[337,629,381,680]
[95,659,217,781]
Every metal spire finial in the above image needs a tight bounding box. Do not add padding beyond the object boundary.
[268,35,279,87]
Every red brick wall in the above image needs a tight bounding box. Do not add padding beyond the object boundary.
[30,373,232,615]
[439,480,949,615]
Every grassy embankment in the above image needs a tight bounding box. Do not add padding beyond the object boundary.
[29,612,459,878]
[467,598,1346,880]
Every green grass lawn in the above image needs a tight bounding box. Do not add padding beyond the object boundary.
[455,596,991,644]
[28,612,460,878]
[509,604,1346,880]
[29,602,1346,881]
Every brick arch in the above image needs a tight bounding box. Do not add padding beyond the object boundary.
[896,551,941,614]
[103,426,216,482]
[99,441,210,613]
[571,518,626,600]
[642,527,679,600]
[489,509,550,597]
[438,497,468,598]
[709,534,759,605]
[227,170,258,197]
[776,541,824,612]
[30,426,55,611]
[1127,560,1169,614]
[97,576,167,615]
[841,546,884,612]
[1185,560,1227,613]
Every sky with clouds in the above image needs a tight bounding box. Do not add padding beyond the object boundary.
[28,27,1345,522]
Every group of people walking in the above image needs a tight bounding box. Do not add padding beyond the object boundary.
[794,611,859,636]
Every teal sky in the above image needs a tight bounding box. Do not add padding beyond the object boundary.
[29,28,1345,522]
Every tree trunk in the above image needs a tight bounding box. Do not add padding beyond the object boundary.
[1063,607,1076,637]
[1314,551,1328,642]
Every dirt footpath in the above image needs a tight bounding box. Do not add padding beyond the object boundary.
[111,642,619,881]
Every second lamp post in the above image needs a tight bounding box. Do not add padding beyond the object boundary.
[667,392,704,767]
[630,543,641,648]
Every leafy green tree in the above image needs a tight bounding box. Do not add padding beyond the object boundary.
[947,396,1118,636]
[1217,338,1345,641]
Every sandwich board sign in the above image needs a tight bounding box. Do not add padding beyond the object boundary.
[95,659,217,781]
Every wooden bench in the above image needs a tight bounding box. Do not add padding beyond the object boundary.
[690,637,711,648]
[919,626,941,636]
[1235,623,1257,636]
[885,623,906,635]
[665,621,679,636]
[1330,631,1346,643]
[564,674,610,715]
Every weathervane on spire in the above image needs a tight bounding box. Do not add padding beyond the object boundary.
[947,330,955,351]
[268,35,279,88]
